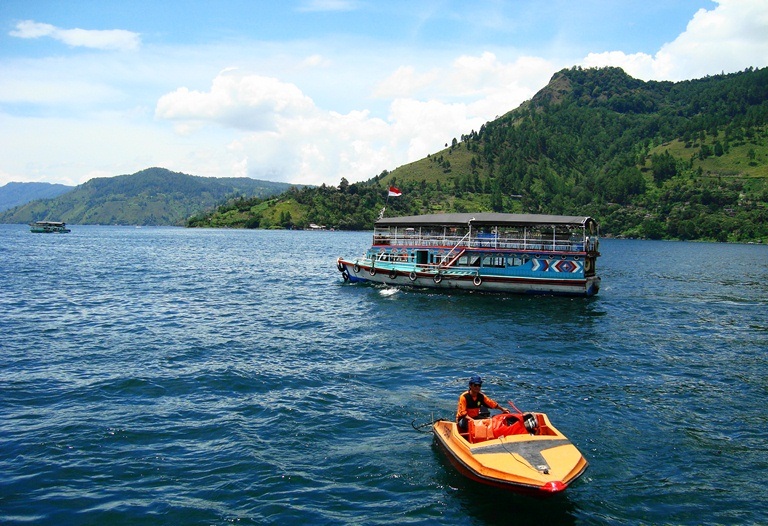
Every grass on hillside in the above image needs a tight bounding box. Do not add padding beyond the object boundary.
[386,142,479,186]
[649,126,768,180]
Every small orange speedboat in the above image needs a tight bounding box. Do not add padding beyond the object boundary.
[432,411,588,496]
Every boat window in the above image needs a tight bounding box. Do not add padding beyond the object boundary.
[482,255,505,268]
[506,255,527,267]
[457,255,482,267]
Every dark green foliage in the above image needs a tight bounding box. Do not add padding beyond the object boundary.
[651,151,678,184]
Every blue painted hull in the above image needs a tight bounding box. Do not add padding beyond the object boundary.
[337,257,600,297]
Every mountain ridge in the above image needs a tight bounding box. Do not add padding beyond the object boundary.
[0,167,299,226]
[0,182,74,212]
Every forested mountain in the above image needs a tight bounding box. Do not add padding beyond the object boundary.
[191,66,768,242]
[0,182,73,212]
[0,167,297,226]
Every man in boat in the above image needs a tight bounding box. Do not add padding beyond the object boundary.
[456,376,510,433]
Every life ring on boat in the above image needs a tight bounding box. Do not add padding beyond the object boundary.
[337,259,345,272]
[584,259,592,272]
[433,273,443,284]
[341,270,349,281]
[353,263,361,273]
[369,266,376,276]
[409,271,417,282]
[473,276,482,286]
[389,269,397,280]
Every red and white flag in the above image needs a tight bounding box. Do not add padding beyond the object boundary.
[388,186,402,197]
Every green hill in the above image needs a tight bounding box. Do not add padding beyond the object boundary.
[193,66,768,242]
[0,182,74,212]
[0,167,298,226]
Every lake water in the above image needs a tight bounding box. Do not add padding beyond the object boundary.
[1,224,766,525]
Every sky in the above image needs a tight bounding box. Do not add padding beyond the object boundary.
[1,0,767,188]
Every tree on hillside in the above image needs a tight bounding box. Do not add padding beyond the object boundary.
[651,151,678,184]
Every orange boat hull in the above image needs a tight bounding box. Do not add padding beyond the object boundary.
[432,414,588,496]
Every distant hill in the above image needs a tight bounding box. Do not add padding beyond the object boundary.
[191,66,768,242]
[0,182,73,212]
[0,167,299,226]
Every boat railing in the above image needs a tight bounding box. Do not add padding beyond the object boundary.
[373,231,588,252]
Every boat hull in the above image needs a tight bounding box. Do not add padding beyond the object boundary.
[30,227,71,233]
[337,258,600,297]
[432,416,588,496]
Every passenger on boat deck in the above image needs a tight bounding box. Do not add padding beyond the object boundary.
[456,376,510,432]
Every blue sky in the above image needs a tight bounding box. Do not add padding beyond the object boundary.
[1,0,767,188]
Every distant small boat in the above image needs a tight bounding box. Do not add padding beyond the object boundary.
[432,411,588,496]
[29,221,71,233]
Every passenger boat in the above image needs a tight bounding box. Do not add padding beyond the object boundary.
[432,411,588,496]
[29,221,71,233]
[336,213,600,296]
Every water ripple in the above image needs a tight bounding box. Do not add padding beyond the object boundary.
[1,228,767,525]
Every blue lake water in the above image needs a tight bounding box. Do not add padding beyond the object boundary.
[1,224,767,525]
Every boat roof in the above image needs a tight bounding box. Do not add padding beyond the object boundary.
[375,213,595,228]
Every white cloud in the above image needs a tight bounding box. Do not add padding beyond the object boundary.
[299,54,332,68]
[372,52,556,143]
[580,0,768,80]
[155,72,316,131]
[227,109,392,185]
[373,65,440,99]
[9,20,54,39]
[154,71,395,184]
[375,52,554,103]
[10,20,140,51]
[296,0,361,13]
[387,98,481,160]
